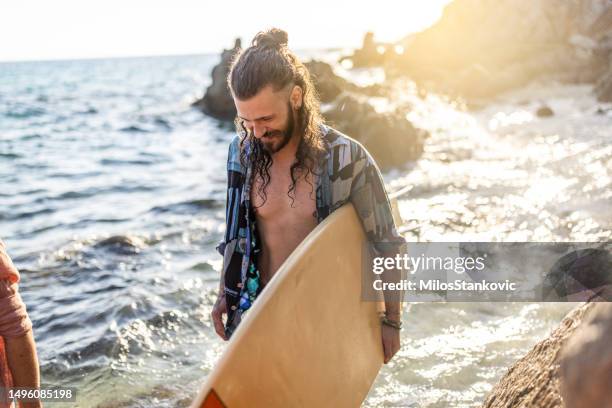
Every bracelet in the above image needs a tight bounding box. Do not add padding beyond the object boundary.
[380,315,402,330]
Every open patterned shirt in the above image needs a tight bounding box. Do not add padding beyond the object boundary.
[217,123,405,338]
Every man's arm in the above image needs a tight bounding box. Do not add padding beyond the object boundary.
[211,136,242,341]
[211,277,228,341]
[349,147,406,308]
[380,250,403,318]
[348,142,406,363]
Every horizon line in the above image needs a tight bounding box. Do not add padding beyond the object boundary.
[0,46,348,65]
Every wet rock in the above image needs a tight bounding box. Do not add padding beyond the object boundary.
[306,62,427,168]
[305,60,384,103]
[324,95,427,169]
[304,60,346,103]
[192,38,241,121]
[596,63,612,102]
[559,303,612,408]
[95,235,147,254]
[536,105,554,117]
[481,302,595,408]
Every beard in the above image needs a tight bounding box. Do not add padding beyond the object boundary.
[260,102,295,154]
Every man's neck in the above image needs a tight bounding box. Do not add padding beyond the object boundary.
[272,131,301,166]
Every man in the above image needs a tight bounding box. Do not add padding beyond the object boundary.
[211,28,406,363]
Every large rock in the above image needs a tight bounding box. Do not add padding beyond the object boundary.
[305,62,427,168]
[339,32,385,68]
[536,105,554,117]
[323,95,427,170]
[192,39,241,121]
[304,60,347,103]
[391,0,612,98]
[481,302,596,408]
[596,60,612,102]
[305,60,383,103]
[559,303,612,408]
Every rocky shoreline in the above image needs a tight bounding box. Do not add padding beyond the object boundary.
[482,302,612,408]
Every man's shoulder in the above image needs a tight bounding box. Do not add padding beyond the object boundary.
[322,124,358,148]
[322,124,372,165]
[229,133,241,153]
[227,134,243,173]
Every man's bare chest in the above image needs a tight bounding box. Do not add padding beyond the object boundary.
[250,166,317,221]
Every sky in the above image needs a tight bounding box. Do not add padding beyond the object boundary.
[0,0,452,62]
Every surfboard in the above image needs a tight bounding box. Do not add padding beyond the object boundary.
[191,203,386,408]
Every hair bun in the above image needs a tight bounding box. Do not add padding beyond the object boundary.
[253,28,288,50]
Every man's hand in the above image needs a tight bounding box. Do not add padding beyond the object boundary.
[211,292,228,341]
[382,324,400,363]
[382,314,401,364]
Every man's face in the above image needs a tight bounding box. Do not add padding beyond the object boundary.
[234,84,296,154]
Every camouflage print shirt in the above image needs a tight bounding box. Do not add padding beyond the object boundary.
[216,123,405,338]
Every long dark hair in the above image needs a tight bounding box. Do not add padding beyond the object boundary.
[228,28,326,206]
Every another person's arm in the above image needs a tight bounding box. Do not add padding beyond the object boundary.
[5,330,41,408]
[0,240,41,407]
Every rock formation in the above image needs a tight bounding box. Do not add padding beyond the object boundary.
[596,60,612,102]
[303,62,426,169]
[304,60,383,102]
[481,302,598,407]
[324,95,426,169]
[559,302,612,408]
[339,32,385,68]
[391,0,612,99]
[192,38,241,121]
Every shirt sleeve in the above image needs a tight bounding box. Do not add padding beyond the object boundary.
[216,135,243,256]
[0,280,33,338]
[349,142,406,256]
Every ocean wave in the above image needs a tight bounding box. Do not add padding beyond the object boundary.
[119,125,150,133]
[149,199,222,214]
[0,152,22,159]
[100,158,154,166]
[8,207,55,220]
[5,106,46,119]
